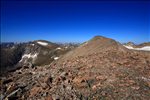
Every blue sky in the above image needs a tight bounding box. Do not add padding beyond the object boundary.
[1,0,150,43]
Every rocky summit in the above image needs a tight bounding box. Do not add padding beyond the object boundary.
[0,36,150,100]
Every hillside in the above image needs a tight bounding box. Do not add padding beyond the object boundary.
[0,36,150,100]
[0,43,25,74]
[58,36,128,62]
[0,40,76,74]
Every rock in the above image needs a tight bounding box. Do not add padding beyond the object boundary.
[36,79,48,89]
[101,91,107,96]
[23,63,34,69]
[56,77,61,85]
[127,80,135,85]
[60,76,66,81]
[16,70,22,74]
[52,94,60,100]
[131,86,140,90]
[147,82,150,87]
[46,96,53,100]
[60,72,68,77]
[73,77,85,84]
[45,76,53,85]
[42,92,48,97]
[92,83,102,90]
[17,83,27,89]
[0,94,5,100]
[5,88,22,100]
[92,85,98,91]
[3,78,13,84]
[65,79,71,84]
[6,83,16,94]
[29,86,42,97]
[66,85,73,90]
[40,83,48,90]
[96,75,107,80]
[60,72,68,81]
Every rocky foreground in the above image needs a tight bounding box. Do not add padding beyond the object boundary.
[0,36,150,100]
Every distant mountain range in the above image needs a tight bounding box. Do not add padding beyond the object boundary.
[1,39,149,74]
[0,40,79,74]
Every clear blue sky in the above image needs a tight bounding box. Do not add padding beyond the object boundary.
[1,0,150,43]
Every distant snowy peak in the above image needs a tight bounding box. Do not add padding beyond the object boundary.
[37,41,48,46]
[124,45,150,51]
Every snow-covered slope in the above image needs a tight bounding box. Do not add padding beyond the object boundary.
[37,41,48,46]
[124,45,150,51]
[19,53,38,63]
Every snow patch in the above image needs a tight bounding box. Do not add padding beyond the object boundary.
[22,53,38,58]
[31,44,35,46]
[37,41,48,46]
[65,46,68,49]
[19,53,38,62]
[54,57,59,60]
[135,46,150,51]
[124,45,150,51]
[56,47,61,50]
[124,45,134,49]
[11,46,15,49]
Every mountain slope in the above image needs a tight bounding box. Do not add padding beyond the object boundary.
[0,43,25,74]
[18,40,59,66]
[58,36,128,62]
[52,36,150,99]
[0,40,76,74]
[1,36,150,100]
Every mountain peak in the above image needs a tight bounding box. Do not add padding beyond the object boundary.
[89,35,119,48]
[59,36,127,61]
[91,35,109,40]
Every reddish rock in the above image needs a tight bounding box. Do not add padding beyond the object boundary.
[29,86,42,97]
